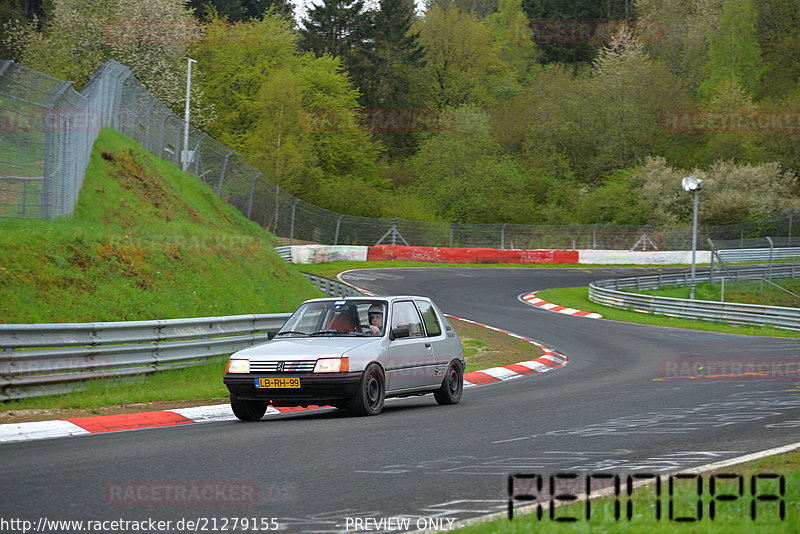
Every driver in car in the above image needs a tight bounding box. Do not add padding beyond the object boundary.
[367,304,384,336]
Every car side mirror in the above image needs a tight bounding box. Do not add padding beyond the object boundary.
[390,326,410,340]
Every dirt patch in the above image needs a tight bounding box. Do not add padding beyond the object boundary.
[448,317,545,373]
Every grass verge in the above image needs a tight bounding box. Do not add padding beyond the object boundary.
[633,278,800,308]
[537,286,800,338]
[453,449,799,533]
[0,128,322,323]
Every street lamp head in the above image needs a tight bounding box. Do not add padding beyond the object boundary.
[682,174,703,192]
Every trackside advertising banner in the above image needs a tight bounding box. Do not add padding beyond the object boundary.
[367,245,579,264]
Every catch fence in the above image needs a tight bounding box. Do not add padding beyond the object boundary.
[1,59,799,250]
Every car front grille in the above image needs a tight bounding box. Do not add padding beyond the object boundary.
[249,360,317,373]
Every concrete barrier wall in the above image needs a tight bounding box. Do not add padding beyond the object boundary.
[579,250,711,265]
[284,245,709,265]
[290,245,368,264]
[368,245,580,264]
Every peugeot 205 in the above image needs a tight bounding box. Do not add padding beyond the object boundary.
[223,296,464,419]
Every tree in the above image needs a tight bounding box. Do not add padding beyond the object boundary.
[635,156,800,225]
[0,0,52,60]
[520,0,635,64]
[698,0,765,101]
[299,0,367,59]
[359,0,425,109]
[414,4,504,109]
[195,16,384,217]
[590,25,691,173]
[7,0,213,126]
[486,0,538,94]
[412,107,537,223]
[755,0,800,99]
[356,0,426,155]
[188,0,293,21]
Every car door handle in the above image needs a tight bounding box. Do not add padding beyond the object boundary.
[425,343,431,348]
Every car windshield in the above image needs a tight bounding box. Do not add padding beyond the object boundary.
[275,300,387,337]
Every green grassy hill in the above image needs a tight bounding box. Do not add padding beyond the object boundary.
[0,128,322,323]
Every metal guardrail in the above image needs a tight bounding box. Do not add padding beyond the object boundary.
[717,247,800,263]
[302,272,364,297]
[275,246,292,262]
[0,314,290,400]
[589,265,800,331]
[0,274,363,400]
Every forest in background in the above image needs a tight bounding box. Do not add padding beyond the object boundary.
[3,0,800,228]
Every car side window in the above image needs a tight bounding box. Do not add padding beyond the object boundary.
[415,301,442,337]
[391,301,425,338]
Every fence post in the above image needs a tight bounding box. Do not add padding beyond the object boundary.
[246,172,261,219]
[334,214,344,245]
[158,112,168,159]
[708,239,715,286]
[217,149,235,196]
[143,99,154,151]
[789,211,793,246]
[501,223,507,250]
[289,199,298,245]
[192,133,207,177]
[593,224,598,249]
[450,224,454,248]
[42,81,73,219]
[766,236,774,284]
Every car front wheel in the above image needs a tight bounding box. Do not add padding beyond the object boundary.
[349,363,385,416]
[434,360,463,405]
[230,394,269,421]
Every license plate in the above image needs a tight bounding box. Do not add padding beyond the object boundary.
[256,377,300,389]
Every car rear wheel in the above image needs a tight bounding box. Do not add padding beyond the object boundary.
[349,363,385,416]
[230,394,269,421]
[434,360,463,405]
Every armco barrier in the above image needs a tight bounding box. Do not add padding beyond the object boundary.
[0,274,361,400]
[0,314,290,400]
[589,264,800,331]
[367,245,579,264]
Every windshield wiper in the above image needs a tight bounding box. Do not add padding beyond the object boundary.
[275,330,308,336]
[310,330,366,336]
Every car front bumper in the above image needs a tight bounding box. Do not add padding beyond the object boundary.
[224,372,362,405]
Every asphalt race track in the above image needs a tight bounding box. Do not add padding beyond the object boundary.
[1,267,798,533]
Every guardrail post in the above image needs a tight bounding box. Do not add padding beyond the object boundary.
[766,236,774,284]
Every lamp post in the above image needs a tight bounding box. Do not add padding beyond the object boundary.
[182,57,197,172]
[682,174,703,299]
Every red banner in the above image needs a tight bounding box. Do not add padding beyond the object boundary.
[367,245,578,264]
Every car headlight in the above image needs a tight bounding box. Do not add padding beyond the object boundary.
[226,359,250,373]
[313,357,349,373]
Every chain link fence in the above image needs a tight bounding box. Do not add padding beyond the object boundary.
[1,59,799,250]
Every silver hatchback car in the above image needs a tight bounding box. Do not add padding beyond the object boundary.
[224,296,465,418]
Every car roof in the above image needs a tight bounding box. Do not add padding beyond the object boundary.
[302,296,431,304]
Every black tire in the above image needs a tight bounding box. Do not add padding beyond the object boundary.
[230,394,268,421]
[434,360,463,405]
[349,364,385,416]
